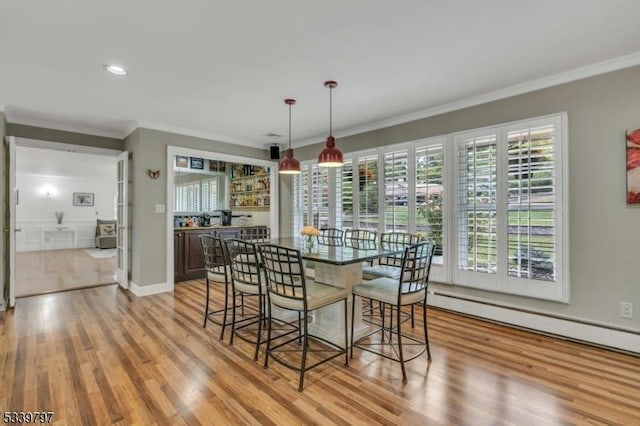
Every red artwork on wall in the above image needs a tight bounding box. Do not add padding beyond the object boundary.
[627,128,640,204]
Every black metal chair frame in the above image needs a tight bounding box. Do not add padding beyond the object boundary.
[259,243,349,391]
[240,227,271,243]
[200,234,234,340]
[350,241,436,383]
[317,228,344,247]
[343,229,378,250]
[224,238,267,361]
[378,232,421,267]
[366,231,422,326]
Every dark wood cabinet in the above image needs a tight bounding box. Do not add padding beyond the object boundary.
[184,230,210,276]
[174,226,266,282]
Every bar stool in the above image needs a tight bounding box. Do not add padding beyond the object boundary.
[199,234,233,340]
[351,241,436,383]
[317,228,344,246]
[224,238,267,361]
[259,243,349,391]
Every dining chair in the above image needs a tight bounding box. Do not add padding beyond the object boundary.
[224,238,267,361]
[317,228,344,246]
[363,231,422,326]
[258,243,349,391]
[343,229,378,250]
[240,227,271,243]
[350,240,436,383]
[199,234,234,340]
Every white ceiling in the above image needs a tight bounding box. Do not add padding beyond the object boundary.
[2,1,640,149]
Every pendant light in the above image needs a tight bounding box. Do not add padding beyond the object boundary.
[318,80,343,167]
[278,98,301,174]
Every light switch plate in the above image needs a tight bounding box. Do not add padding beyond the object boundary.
[154,204,166,214]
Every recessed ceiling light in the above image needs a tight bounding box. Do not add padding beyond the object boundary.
[103,64,128,76]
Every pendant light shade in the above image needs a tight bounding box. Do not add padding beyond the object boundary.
[279,98,301,175]
[318,80,343,167]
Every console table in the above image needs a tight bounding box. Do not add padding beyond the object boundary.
[41,227,77,250]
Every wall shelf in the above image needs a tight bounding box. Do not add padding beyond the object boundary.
[229,165,271,208]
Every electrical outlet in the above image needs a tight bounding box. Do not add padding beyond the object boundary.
[620,302,633,319]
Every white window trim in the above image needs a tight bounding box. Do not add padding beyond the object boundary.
[449,112,569,302]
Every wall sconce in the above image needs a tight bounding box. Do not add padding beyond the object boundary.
[40,185,56,197]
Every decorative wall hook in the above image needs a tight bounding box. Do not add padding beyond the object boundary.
[147,169,160,179]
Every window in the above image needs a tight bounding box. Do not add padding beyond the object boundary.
[293,166,310,232]
[174,177,219,212]
[415,143,445,262]
[292,113,567,301]
[456,132,498,275]
[384,149,409,232]
[453,115,566,301]
[337,160,354,229]
[358,155,379,231]
[293,164,330,231]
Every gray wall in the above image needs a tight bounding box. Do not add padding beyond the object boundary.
[124,128,269,286]
[7,123,123,151]
[291,66,640,330]
[0,112,6,308]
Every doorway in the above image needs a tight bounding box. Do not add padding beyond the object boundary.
[12,138,122,298]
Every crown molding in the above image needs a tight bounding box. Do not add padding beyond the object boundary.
[295,51,640,147]
[5,113,127,139]
[133,120,265,149]
[123,121,140,139]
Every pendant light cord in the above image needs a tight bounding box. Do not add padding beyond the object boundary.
[288,102,292,149]
[329,85,333,136]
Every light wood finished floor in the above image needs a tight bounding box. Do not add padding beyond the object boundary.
[1,281,639,425]
[15,249,116,297]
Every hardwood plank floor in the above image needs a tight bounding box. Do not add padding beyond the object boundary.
[15,249,117,297]
[1,280,638,425]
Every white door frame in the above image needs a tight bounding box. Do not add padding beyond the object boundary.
[166,145,279,292]
[8,136,16,308]
[116,151,129,289]
[7,137,124,304]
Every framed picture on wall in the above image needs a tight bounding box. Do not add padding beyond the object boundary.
[176,155,189,168]
[73,192,94,206]
[627,128,640,204]
[190,157,204,169]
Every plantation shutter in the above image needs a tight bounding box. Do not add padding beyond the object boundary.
[457,133,498,274]
[507,124,556,282]
[383,149,409,232]
[337,160,354,230]
[293,166,310,234]
[415,143,444,258]
[358,155,379,231]
[310,165,330,228]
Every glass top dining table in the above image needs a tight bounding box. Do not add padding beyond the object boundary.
[262,237,405,346]
[265,237,403,266]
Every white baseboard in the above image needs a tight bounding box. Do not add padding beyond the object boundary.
[129,281,173,297]
[429,291,640,354]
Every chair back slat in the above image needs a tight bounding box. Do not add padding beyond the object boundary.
[344,229,378,250]
[241,227,271,243]
[318,228,344,246]
[398,241,436,297]
[258,244,306,302]
[200,234,229,275]
[379,232,420,266]
[224,238,262,288]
